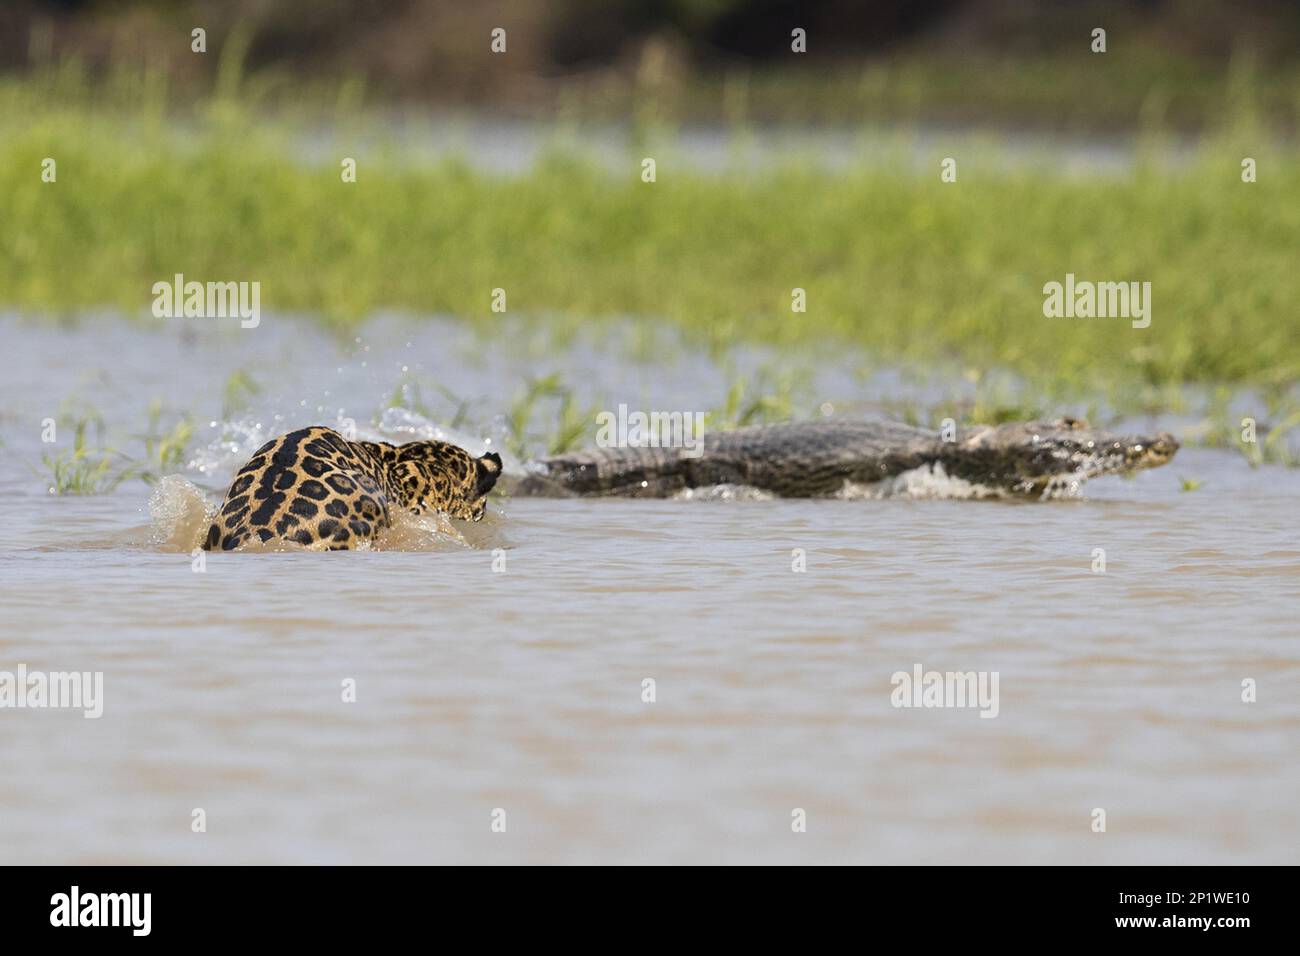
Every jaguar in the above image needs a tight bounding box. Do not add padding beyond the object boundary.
[203,426,501,551]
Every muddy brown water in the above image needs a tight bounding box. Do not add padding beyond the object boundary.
[1,315,1297,863]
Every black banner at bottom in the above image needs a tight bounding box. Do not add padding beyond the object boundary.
[0,865,1279,942]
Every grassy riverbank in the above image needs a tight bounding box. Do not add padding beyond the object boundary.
[3,71,1299,419]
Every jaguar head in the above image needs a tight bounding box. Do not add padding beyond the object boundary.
[392,441,502,520]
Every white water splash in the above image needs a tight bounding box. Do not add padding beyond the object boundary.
[147,475,214,551]
[671,465,1077,502]
[185,418,272,480]
[835,463,1089,500]
[842,463,1009,500]
[673,483,776,502]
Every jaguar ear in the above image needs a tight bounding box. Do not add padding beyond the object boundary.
[475,452,502,495]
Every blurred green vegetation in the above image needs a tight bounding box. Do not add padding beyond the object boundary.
[2,65,1298,430]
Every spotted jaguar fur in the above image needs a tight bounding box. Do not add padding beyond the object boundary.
[203,426,501,551]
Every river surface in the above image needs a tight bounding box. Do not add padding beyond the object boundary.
[1,314,1297,864]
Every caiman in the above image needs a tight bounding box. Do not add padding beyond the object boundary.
[499,417,1179,500]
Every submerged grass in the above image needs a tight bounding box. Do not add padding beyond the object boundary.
[39,400,197,494]
[41,418,130,495]
[2,69,1299,428]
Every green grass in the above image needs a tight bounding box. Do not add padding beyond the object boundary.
[2,70,1299,429]
[41,418,132,495]
[38,396,198,494]
[136,399,195,482]
[503,374,603,460]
